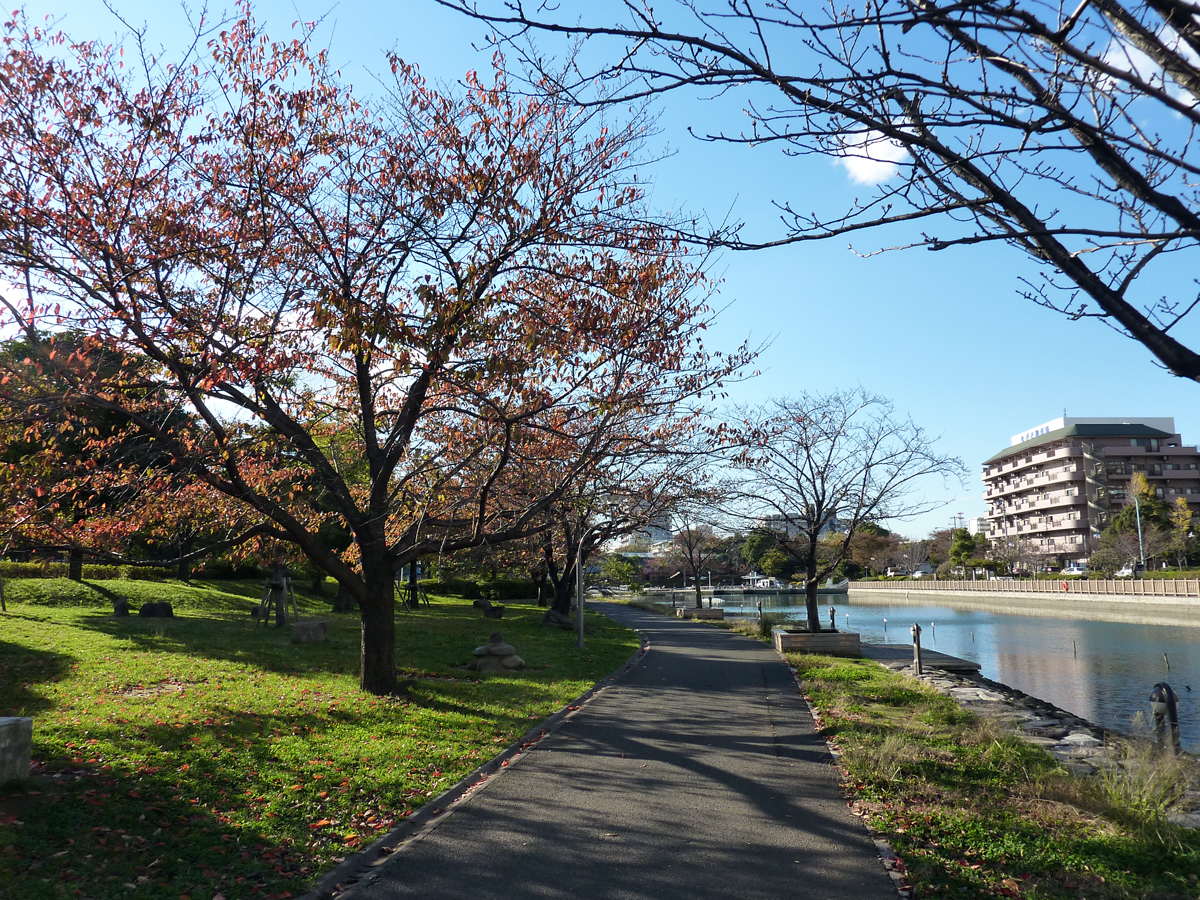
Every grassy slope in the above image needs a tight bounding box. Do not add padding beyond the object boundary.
[0,579,637,900]
[791,653,1200,900]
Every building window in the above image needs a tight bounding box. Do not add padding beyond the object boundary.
[1132,438,1161,451]
[1108,462,1127,475]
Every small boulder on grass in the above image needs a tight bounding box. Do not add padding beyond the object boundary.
[465,631,525,672]
[138,602,173,618]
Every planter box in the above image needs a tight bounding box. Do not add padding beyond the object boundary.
[771,627,860,656]
[677,607,725,620]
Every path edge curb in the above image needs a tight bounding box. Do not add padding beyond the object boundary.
[299,626,652,900]
[781,651,913,900]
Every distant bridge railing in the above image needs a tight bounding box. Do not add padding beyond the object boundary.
[851,578,1200,598]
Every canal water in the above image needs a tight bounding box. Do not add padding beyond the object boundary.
[646,590,1200,752]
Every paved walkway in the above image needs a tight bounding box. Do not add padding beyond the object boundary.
[352,604,897,900]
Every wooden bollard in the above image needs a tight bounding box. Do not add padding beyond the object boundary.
[911,623,923,675]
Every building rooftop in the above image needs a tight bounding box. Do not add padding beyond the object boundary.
[984,423,1174,465]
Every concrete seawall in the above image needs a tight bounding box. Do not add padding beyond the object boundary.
[847,587,1200,628]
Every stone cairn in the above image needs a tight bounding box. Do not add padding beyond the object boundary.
[466,632,526,673]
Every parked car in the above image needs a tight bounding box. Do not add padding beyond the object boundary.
[886,567,909,577]
[1115,563,1145,578]
[1063,564,1088,576]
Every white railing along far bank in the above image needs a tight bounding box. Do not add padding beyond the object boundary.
[851,579,1200,598]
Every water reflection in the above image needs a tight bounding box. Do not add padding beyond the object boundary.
[646,589,1200,752]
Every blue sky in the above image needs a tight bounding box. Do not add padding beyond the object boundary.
[22,0,1200,541]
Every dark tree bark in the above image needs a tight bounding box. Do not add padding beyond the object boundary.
[332,584,357,613]
[445,0,1200,383]
[67,545,83,582]
[358,584,397,695]
[550,569,575,616]
[177,537,192,581]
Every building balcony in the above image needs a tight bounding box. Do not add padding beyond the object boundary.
[985,466,1083,499]
[983,445,1081,480]
[1008,517,1087,536]
[998,492,1087,514]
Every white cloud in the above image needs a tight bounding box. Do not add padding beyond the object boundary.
[836,129,911,185]
[1100,31,1200,108]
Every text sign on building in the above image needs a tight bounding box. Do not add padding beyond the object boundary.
[1017,426,1051,443]
[1011,417,1065,446]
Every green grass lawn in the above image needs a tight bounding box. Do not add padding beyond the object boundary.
[0,578,638,900]
[790,653,1200,899]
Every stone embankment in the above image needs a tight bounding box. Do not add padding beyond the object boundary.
[875,657,1200,826]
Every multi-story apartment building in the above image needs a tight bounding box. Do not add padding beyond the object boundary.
[983,417,1200,560]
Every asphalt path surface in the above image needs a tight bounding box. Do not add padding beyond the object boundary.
[353,603,897,900]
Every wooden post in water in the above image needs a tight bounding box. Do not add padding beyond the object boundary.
[911,623,923,675]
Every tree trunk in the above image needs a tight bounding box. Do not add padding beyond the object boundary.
[68,505,84,582]
[358,574,397,695]
[533,571,548,607]
[694,573,702,608]
[332,584,357,612]
[805,557,820,633]
[177,536,192,581]
[551,575,574,615]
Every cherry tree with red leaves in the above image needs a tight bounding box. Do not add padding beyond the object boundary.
[0,9,746,693]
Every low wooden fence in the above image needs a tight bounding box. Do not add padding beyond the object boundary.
[851,578,1200,598]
